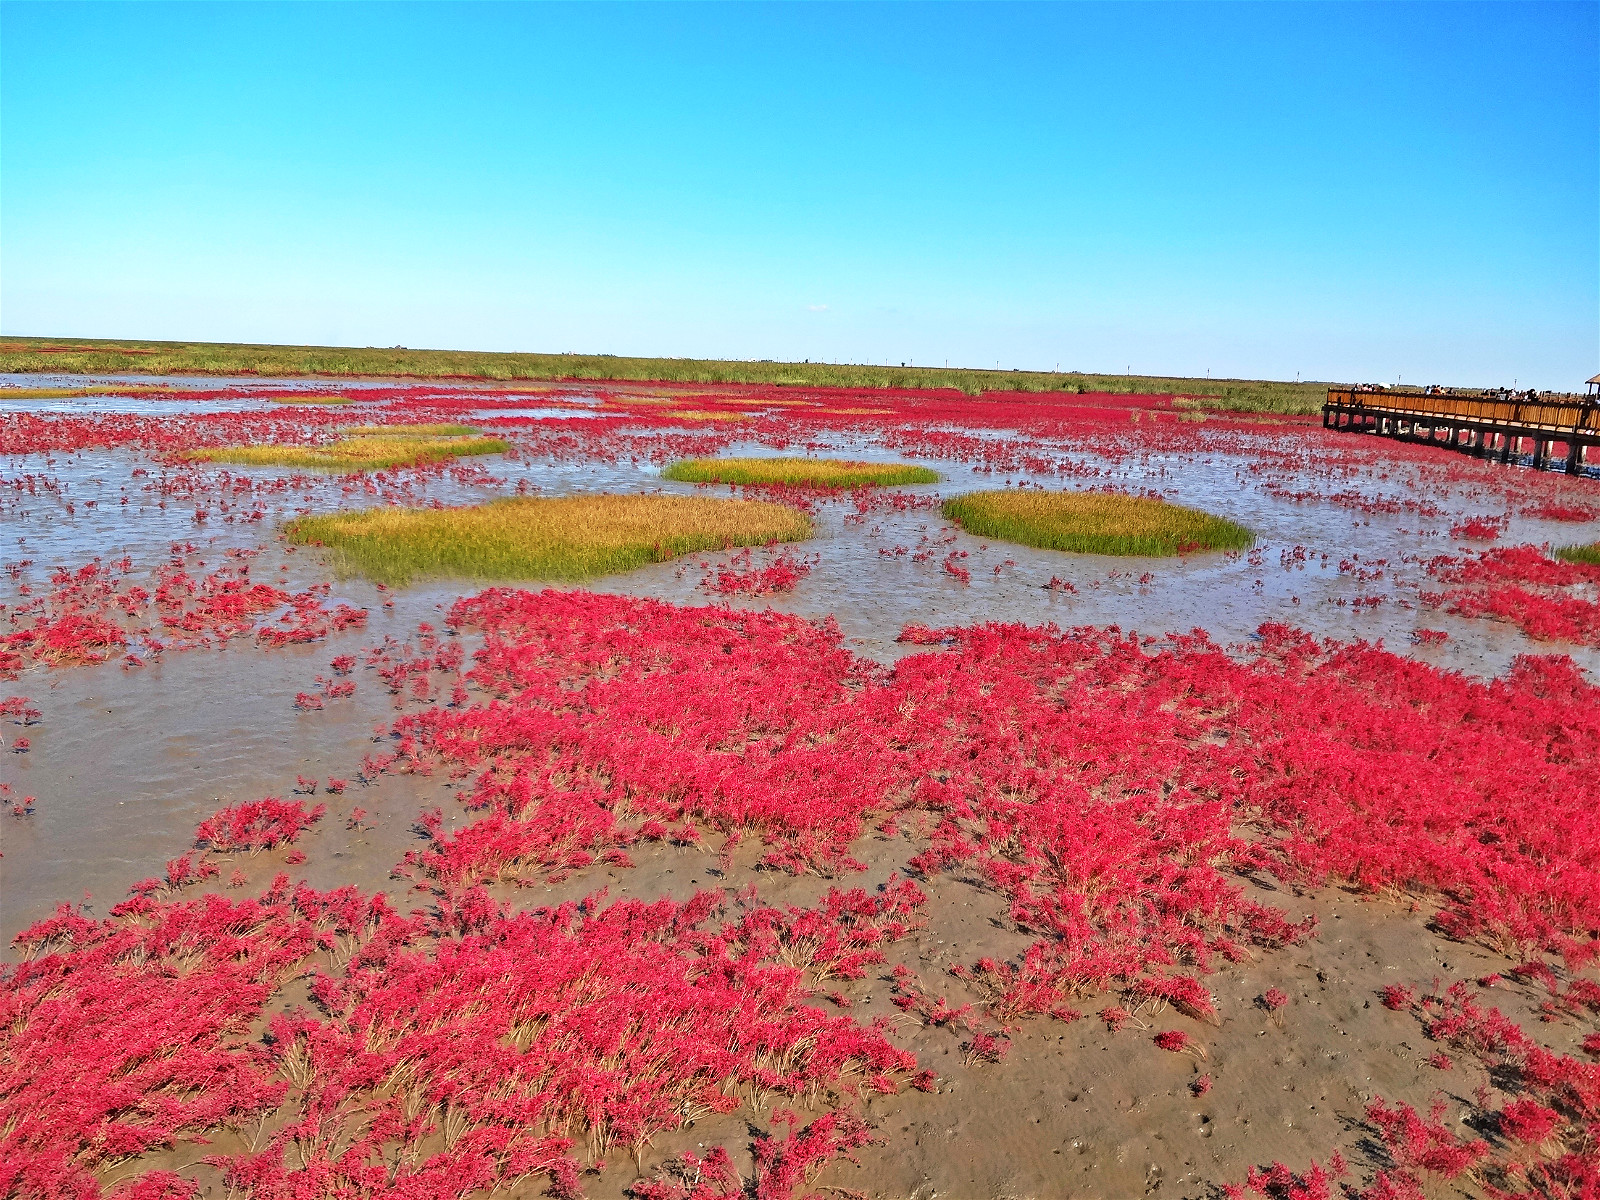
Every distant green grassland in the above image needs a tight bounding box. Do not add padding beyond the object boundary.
[944,490,1254,557]
[663,457,938,487]
[0,336,1352,413]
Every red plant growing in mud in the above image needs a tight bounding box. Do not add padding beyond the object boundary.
[1421,544,1600,647]
[962,1030,1011,1065]
[377,590,1600,977]
[1230,1156,1343,1200]
[0,878,410,1200]
[200,885,919,1198]
[1498,1098,1560,1145]
[6,546,1600,1195]
[1519,499,1599,522]
[194,797,326,853]
[1382,984,1417,1011]
[1,550,368,680]
[1364,1097,1488,1179]
[751,1111,876,1200]
[1448,514,1507,541]
[1,695,41,724]
[8,610,128,667]
[699,545,815,597]
[1253,965,1600,1200]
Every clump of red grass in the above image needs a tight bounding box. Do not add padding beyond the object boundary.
[2,875,922,1199]
[1,877,410,1200]
[194,797,325,853]
[699,545,815,596]
[1,552,366,682]
[1423,545,1600,647]
[390,591,1600,998]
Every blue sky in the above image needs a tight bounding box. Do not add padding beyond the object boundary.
[2,2,1595,388]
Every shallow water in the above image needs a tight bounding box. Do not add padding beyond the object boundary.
[3,385,1598,946]
[469,406,603,420]
[0,393,290,416]
[0,372,594,392]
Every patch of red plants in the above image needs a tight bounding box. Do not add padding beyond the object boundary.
[1421,545,1600,648]
[373,591,1600,1050]
[13,373,1600,1195]
[698,545,815,597]
[0,877,409,1200]
[194,797,326,853]
[2,870,923,1199]
[1,550,367,681]
[1448,514,1507,541]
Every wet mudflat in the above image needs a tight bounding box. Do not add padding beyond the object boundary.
[3,379,1598,1200]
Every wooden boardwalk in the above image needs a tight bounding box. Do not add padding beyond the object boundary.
[1323,388,1600,475]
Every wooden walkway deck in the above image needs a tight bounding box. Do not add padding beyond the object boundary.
[1323,389,1600,475]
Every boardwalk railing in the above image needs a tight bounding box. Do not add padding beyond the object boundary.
[1323,389,1600,475]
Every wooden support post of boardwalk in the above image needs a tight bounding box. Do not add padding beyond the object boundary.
[1322,376,1600,476]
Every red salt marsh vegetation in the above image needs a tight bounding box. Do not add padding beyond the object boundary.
[2,373,1600,1199]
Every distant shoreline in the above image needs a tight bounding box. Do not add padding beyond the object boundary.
[0,335,1343,414]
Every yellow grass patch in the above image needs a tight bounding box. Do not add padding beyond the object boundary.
[663,457,938,487]
[286,493,813,586]
[942,490,1253,556]
[338,424,479,437]
[186,432,507,471]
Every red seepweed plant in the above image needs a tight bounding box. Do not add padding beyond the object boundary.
[194,797,326,853]
[1421,544,1600,647]
[204,883,920,1199]
[698,544,816,597]
[0,877,411,1200]
[7,575,1600,1197]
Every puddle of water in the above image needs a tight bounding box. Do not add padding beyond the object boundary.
[0,571,463,938]
[0,374,614,415]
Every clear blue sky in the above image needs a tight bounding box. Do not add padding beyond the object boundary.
[3,2,1595,388]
